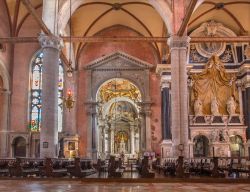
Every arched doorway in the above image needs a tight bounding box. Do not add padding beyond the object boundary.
[193,135,209,157]
[230,135,244,157]
[96,78,141,159]
[13,137,26,157]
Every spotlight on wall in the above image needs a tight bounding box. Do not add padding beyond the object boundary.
[64,89,75,111]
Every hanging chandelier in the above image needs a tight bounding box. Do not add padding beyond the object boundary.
[67,0,74,77]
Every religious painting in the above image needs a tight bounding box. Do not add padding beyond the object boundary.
[68,142,76,151]
[98,78,141,103]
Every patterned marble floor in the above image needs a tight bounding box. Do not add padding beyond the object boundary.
[0,180,250,192]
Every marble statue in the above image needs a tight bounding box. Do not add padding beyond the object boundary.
[211,97,220,116]
[194,98,203,116]
[226,96,236,116]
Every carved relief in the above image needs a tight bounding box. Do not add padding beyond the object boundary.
[190,21,236,58]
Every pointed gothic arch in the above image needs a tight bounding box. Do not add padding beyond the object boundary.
[57,0,173,34]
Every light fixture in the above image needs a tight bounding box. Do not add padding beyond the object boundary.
[67,61,73,77]
[67,0,74,78]
[64,89,75,111]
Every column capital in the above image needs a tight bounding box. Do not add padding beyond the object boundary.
[161,77,171,89]
[167,35,190,49]
[38,34,64,50]
[242,80,250,89]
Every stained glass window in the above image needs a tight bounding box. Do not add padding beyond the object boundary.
[29,51,64,132]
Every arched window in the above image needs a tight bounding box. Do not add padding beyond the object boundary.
[29,51,64,132]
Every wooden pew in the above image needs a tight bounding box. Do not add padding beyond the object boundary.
[108,156,124,178]
[139,156,155,178]
[39,158,68,177]
[67,158,96,178]
[0,159,14,176]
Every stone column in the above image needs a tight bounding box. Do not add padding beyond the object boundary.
[92,106,98,160]
[145,108,152,151]
[85,102,98,159]
[98,125,104,154]
[110,127,114,154]
[0,89,10,157]
[130,124,135,154]
[168,36,190,157]
[105,124,110,154]
[139,112,146,152]
[39,34,63,158]
[161,80,171,140]
[42,0,59,34]
[236,80,244,123]
[245,85,250,140]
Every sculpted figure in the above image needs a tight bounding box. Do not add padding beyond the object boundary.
[227,96,236,116]
[194,98,203,116]
[211,97,220,116]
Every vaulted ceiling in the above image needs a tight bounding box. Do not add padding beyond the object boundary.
[5,0,42,36]
[1,0,250,63]
[189,0,250,35]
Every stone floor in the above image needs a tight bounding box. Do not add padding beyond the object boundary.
[0,180,250,192]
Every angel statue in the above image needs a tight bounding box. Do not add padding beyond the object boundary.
[211,97,220,116]
[226,96,237,116]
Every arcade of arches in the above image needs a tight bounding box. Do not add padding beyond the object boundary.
[0,0,250,161]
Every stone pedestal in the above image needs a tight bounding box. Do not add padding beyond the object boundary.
[39,34,63,158]
[63,135,79,158]
[160,140,173,159]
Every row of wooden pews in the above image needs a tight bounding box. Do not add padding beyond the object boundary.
[153,156,250,178]
[0,158,96,178]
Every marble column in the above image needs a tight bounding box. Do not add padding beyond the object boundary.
[168,36,190,157]
[85,101,98,159]
[245,85,250,140]
[161,80,171,140]
[92,109,98,160]
[39,34,63,158]
[236,81,244,123]
[98,125,104,155]
[0,90,10,157]
[110,127,114,154]
[145,109,152,151]
[139,111,146,152]
[130,124,135,154]
[42,0,59,34]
